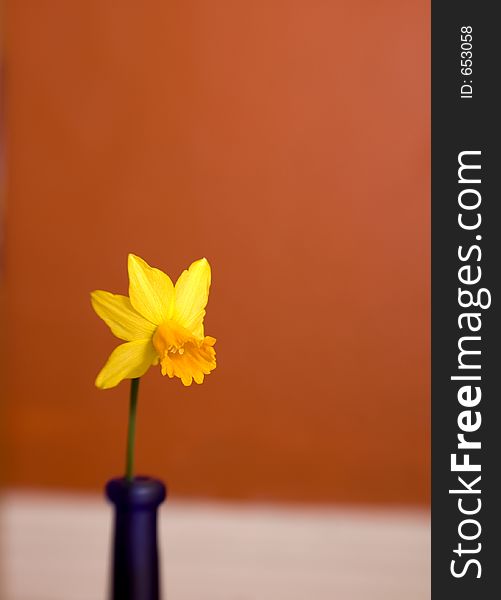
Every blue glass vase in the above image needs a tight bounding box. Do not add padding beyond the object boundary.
[106,476,167,600]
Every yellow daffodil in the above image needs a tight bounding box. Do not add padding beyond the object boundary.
[91,254,216,389]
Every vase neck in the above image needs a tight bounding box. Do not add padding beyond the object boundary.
[106,477,167,600]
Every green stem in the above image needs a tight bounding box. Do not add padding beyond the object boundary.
[125,377,140,481]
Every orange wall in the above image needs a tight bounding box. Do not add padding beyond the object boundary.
[4,1,430,504]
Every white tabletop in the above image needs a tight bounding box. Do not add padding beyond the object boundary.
[1,491,430,600]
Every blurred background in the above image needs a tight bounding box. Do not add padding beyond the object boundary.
[1,1,430,598]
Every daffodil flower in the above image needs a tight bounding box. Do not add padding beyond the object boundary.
[91,254,216,389]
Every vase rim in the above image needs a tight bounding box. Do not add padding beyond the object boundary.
[105,476,167,508]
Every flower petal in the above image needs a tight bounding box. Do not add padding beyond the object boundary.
[128,254,174,325]
[174,258,211,337]
[159,335,216,386]
[91,290,157,341]
[95,339,157,389]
